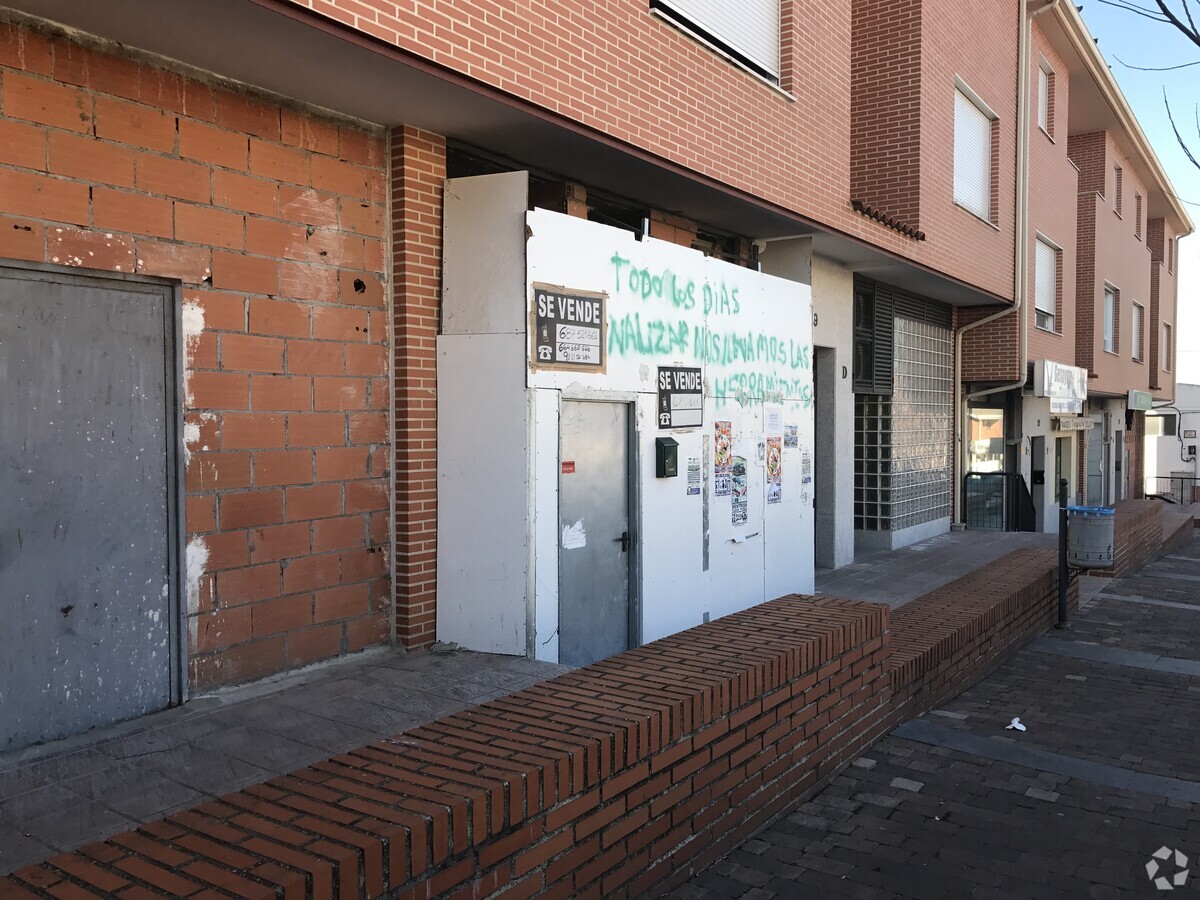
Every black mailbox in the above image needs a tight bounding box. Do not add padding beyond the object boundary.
[655,437,679,478]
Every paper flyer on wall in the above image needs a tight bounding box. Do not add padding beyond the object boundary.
[686,457,701,495]
[784,425,798,449]
[731,454,748,526]
[766,437,782,504]
[714,421,732,497]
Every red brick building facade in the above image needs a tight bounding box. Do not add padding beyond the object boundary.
[0,0,1190,715]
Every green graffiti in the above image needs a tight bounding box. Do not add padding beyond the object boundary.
[608,313,691,357]
[711,374,813,408]
[608,252,743,316]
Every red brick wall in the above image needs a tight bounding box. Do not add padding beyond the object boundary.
[1091,498,1162,578]
[850,0,923,229]
[887,549,1077,725]
[0,22,392,689]
[1069,131,1156,394]
[960,304,1019,382]
[281,0,1017,304]
[4,595,894,899]
[1026,24,1077,369]
[390,127,445,649]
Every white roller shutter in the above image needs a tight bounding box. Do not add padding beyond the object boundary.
[1034,238,1056,316]
[654,0,780,79]
[954,87,992,220]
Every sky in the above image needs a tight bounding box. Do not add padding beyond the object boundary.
[1075,0,1200,386]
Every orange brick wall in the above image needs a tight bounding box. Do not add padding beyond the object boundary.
[282,0,1017,304]
[1026,23,1077,370]
[1069,131,1155,395]
[390,126,445,649]
[1146,218,1178,400]
[0,22,393,689]
[850,0,923,229]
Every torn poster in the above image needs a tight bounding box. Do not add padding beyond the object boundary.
[766,437,782,505]
[686,457,701,495]
[561,519,587,550]
[714,420,732,497]
[731,455,748,526]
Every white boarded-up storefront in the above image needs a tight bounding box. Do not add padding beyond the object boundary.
[437,172,815,665]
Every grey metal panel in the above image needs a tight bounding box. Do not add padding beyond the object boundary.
[0,266,180,751]
[558,401,630,667]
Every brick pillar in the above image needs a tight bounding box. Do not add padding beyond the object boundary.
[390,126,446,649]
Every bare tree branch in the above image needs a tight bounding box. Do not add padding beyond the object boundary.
[1114,52,1200,69]
[1094,0,1171,21]
[1180,0,1198,38]
[1164,88,1200,171]
[1154,0,1200,46]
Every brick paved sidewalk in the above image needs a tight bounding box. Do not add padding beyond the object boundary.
[674,535,1200,900]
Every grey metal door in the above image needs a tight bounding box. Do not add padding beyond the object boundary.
[1086,416,1105,506]
[558,400,632,667]
[0,266,181,751]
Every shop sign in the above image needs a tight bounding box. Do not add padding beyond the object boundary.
[1034,360,1087,415]
[1054,417,1093,431]
[1127,390,1152,411]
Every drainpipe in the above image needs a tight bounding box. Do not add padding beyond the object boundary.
[954,0,1061,527]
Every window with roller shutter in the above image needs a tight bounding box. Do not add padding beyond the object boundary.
[650,0,781,82]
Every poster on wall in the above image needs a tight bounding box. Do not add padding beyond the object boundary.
[766,438,782,504]
[657,366,703,429]
[530,283,607,370]
[731,455,748,526]
[801,448,813,486]
[714,421,732,496]
[784,425,798,449]
[686,457,701,495]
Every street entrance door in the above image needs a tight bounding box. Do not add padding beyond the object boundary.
[558,400,632,667]
[0,266,182,751]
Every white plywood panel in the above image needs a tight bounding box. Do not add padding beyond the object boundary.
[443,172,528,335]
[524,209,814,655]
[532,388,561,661]
[436,333,527,654]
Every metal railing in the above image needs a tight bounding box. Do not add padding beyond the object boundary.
[964,472,1037,531]
[1146,475,1200,505]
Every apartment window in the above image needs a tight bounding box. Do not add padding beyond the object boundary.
[1104,285,1117,353]
[1034,236,1058,332]
[954,84,996,223]
[1037,64,1054,136]
[650,0,780,82]
[1163,322,1173,371]
[1135,194,1143,238]
[1132,302,1144,362]
[1113,163,1123,215]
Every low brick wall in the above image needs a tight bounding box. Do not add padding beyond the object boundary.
[1161,507,1195,555]
[5,548,1105,899]
[886,549,1078,727]
[1090,499,1162,579]
[4,597,893,900]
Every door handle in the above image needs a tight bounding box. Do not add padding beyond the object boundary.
[613,531,629,553]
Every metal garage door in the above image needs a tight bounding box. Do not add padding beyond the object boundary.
[0,265,182,752]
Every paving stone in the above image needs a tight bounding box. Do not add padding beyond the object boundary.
[676,536,1200,899]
